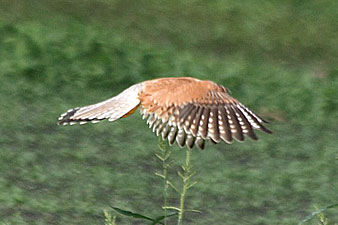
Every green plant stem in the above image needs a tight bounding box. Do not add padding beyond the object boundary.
[158,138,171,225]
[163,153,169,225]
[177,149,192,225]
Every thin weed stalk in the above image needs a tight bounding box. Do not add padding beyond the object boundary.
[156,138,172,225]
[177,148,197,225]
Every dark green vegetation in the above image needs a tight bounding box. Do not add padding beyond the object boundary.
[1,1,338,224]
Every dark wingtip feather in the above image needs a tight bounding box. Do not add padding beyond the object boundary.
[168,126,178,145]
[237,104,272,135]
[219,107,233,143]
[227,106,244,141]
[260,125,273,134]
[186,134,195,149]
[176,129,187,147]
[195,137,205,150]
[57,107,107,126]
[57,108,80,125]
[259,116,271,124]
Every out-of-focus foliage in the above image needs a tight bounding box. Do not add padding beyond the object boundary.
[0,1,337,225]
[2,0,338,65]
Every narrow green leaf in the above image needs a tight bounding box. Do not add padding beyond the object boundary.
[186,171,196,180]
[187,181,198,189]
[151,212,179,225]
[162,206,181,212]
[111,206,178,225]
[155,153,165,161]
[185,209,202,213]
[111,207,156,222]
[155,172,165,179]
[177,171,184,180]
[167,181,180,193]
[298,203,338,225]
[162,151,171,161]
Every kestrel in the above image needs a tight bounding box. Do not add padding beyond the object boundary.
[58,77,271,149]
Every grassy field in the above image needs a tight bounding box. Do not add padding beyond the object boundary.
[0,1,338,224]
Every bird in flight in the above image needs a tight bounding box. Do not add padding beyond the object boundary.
[58,77,271,149]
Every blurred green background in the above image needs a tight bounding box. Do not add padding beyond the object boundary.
[0,0,337,224]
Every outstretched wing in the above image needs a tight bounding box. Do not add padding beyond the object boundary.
[58,77,271,150]
[58,83,144,125]
[139,77,271,149]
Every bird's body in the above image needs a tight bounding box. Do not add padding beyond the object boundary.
[58,77,271,149]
